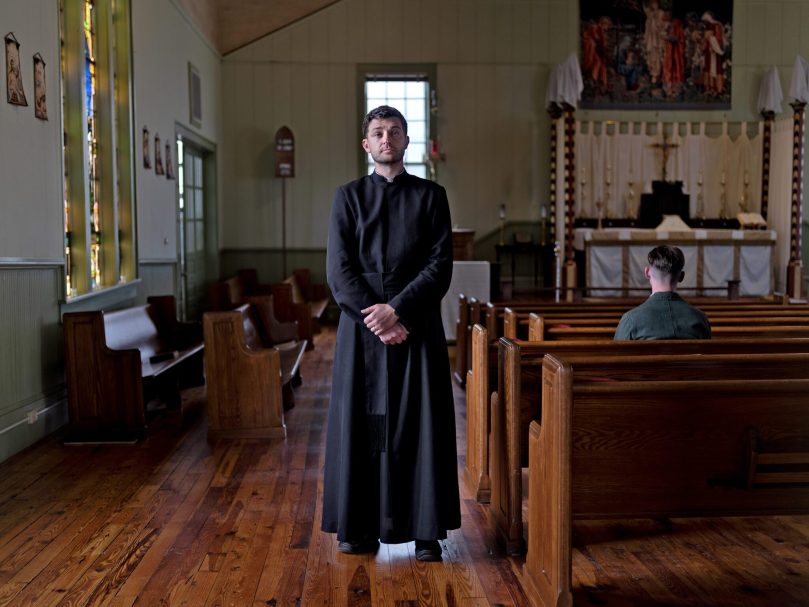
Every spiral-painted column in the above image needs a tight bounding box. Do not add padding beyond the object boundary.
[562,106,577,301]
[788,101,806,299]
[759,111,774,222]
[548,104,562,245]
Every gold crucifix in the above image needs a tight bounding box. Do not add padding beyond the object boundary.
[649,131,679,182]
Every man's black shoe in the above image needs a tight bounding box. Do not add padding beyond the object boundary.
[337,539,379,554]
[415,539,442,562]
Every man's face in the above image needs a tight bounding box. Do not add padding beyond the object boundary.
[362,117,409,166]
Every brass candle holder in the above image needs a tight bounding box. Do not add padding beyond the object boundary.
[626,180,636,220]
[696,171,705,220]
[719,171,728,219]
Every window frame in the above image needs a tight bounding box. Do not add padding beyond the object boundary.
[356,64,437,179]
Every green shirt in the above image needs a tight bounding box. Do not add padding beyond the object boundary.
[614,292,711,340]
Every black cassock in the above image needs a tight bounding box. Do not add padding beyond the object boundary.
[321,170,461,543]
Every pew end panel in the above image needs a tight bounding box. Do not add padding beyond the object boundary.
[463,297,483,384]
[524,416,572,607]
[203,307,288,441]
[63,312,147,442]
[464,324,492,503]
[491,337,527,555]
[453,294,469,385]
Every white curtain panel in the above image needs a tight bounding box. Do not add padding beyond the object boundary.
[769,118,794,294]
[575,121,763,220]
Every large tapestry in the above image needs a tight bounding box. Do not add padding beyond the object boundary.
[580,0,733,109]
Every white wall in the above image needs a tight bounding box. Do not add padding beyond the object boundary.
[220,0,579,250]
[132,0,222,264]
[0,0,63,261]
[221,0,809,253]
[0,0,224,463]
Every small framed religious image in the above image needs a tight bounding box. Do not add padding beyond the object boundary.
[33,53,46,119]
[165,141,175,180]
[154,133,164,175]
[188,63,201,127]
[5,32,28,106]
[142,127,151,169]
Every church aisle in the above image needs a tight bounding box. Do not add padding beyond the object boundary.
[0,327,806,605]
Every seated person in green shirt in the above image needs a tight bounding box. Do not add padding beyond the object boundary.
[614,245,711,340]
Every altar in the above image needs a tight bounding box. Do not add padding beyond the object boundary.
[576,228,776,297]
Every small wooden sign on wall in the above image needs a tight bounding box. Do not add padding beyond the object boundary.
[274,126,295,178]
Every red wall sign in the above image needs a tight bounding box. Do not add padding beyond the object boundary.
[274,126,295,178]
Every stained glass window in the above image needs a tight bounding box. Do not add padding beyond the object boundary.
[60,1,73,296]
[61,0,135,299]
[84,0,101,289]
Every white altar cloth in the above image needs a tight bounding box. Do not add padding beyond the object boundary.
[576,228,776,297]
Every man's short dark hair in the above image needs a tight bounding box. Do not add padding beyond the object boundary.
[648,245,685,278]
[362,105,408,137]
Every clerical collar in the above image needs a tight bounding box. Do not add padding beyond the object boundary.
[372,168,406,183]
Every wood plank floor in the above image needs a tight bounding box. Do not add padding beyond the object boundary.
[1,327,809,606]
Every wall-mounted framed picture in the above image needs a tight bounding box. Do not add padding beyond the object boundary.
[5,32,27,106]
[188,63,202,127]
[33,52,46,119]
[142,126,151,169]
[154,133,164,175]
[165,142,175,180]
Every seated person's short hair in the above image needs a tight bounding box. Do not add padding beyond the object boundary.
[648,245,685,279]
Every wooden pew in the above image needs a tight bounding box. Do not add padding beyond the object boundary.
[203,304,307,441]
[277,268,329,334]
[524,306,809,340]
[541,324,809,340]
[233,268,317,350]
[465,311,809,501]
[454,299,641,384]
[63,295,204,443]
[490,336,809,554]
[209,274,300,345]
[523,353,809,607]
[454,295,485,386]
[458,297,805,382]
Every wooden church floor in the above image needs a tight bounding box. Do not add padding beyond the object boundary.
[1,327,809,606]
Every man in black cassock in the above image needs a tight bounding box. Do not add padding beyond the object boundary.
[321,105,461,562]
